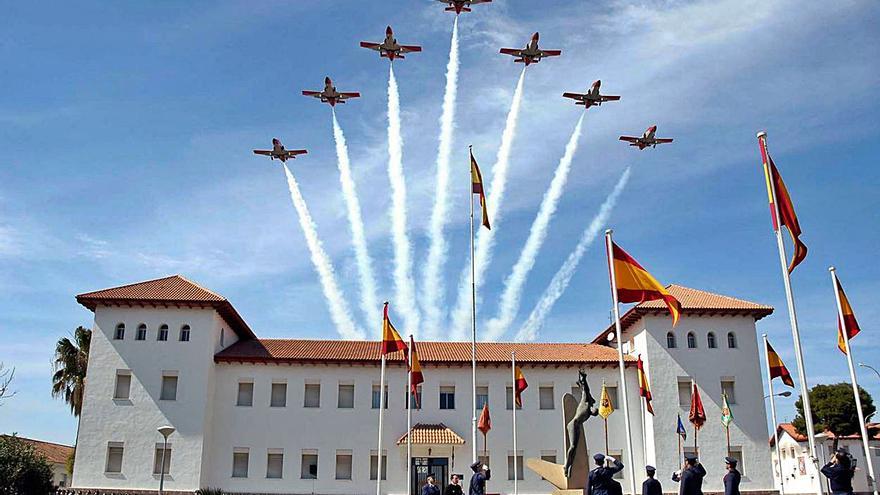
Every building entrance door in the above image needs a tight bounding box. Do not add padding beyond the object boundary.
[412,457,449,495]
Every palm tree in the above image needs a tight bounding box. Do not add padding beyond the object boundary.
[52,326,91,416]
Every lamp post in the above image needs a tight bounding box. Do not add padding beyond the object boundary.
[859,363,880,382]
[157,426,175,495]
[765,391,793,399]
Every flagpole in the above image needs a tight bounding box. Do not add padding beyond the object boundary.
[407,336,413,495]
[763,334,786,495]
[604,229,638,495]
[377,354,387,495]
[829,267,878,495]
[757,131,823,495]
[512,352,519,495]
[469,145,478,465]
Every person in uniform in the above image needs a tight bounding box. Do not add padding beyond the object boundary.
[445,474,464,495]
[821,450,855,495]
[672,454,706,495]
[422,474,441,495]
[723,457,741,495]
[469,461,491,495]
[642,465,662,495]
[584,453,624,495]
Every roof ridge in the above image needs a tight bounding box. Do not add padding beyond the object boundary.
[254,338,593,345]
[77,274,184,297]
[173,274,226,300]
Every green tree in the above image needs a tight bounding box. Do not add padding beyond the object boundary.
[52,326,91,416]
[793,382,876,451]
[0,434,55,494]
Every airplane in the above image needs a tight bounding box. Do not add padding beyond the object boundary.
[360,26,422,61]
[436,0,491,15]
[618,125,674,149]
[302,77,361,107]
[500,32,561,66]
[562,80,621,109]
[252,138,308,162]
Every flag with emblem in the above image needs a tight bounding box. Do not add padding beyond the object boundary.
[677,414,687,440]
[471,148,491,230]
[408,336,424,407]
[766,340,795,387]
[514,366,528,407]
[608,241,682,326]
[761,152,808,273]
[598,382,615,419]
[637,355,654,415]
[721,392,734,428]
[381,302,407,356]
[834,274,861,354]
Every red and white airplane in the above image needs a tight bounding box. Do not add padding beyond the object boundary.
[302,77,360,107]
[619,125,674,150]
[500,32,561,65]
[436,0,491,15]
[360,26,422,61]
[562,80,621,109]
[253,138,307,162]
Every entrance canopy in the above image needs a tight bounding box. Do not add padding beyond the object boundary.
[397,423,466,445]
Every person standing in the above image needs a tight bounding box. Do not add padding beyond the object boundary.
[469,462,491,495]
[642,465,662,495]
[585,453,624,495]
[422,474,441,495]
[672,454,706,495]
[723,457,741,495]
[445,474,464,495]
[821,450,855,495]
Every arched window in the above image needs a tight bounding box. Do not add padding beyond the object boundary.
[136,324,147,341]
[707,332,717,349]
[158,324,169,341]
[727,332,737,348]
[179,325,191,342]
[687,332,697,349]
[666,332,677,349]
[114,323,125,340]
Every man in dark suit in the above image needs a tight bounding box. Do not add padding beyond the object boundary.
[469,461,491,495]
[642,465,662,495]
[584,453,624,495]
[821,450,855,495]
[672,454,706,495]
[723,457,741,495]
[423,474,441,495]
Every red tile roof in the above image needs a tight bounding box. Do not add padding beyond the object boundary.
[77,275,255,340]
[215,339,633,366]
[398,424,465,445]
[1,435,74,464]
[771,422,880,446]
[592,284,773,343]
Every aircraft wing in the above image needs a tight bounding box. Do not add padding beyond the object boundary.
[287,150,308,157]
[600,95,621,102]
[359,42,381,51]
[399,45,422,53]
[302,91,322,97]
[618,136,640,143]
[540,49,562,57]
[500,48,522,56]
[339,92,361,99]
[253,150,272,156]
[470,0,492,3]
[654,138,674,144]
[562,92,585,100]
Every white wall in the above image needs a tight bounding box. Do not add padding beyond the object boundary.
[773,432,880,494]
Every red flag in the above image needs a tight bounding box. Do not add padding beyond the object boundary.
[759,141,808,273]
[637,355,654,415]
[477,402,491,435]
[834,274,861,354]
[688,382,706,430]
[381,302,408,356]
[513,366,528,407]
[409,336,424,407]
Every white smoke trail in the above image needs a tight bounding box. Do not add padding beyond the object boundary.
[331,111,380,330]
[485,113,586,341]
[450,68,527,340]
[515,167,632,342]
[422,17,460,339]
[282,164,364,340]
[387,65,421,336]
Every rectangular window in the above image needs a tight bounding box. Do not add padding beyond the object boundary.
[608,450,624,479]
[683,447,697,458]
[440,386,456,410]
[478,454,490,469]
[721,379,736,404]
[729,447,744,475]
[153,445,172,475]
[372,384,388,409]
[267,451,284,479]
[301,453,318,479]
[539,386,555,410]
[271,382,287,408]
[338,384,355,409]
[507,455,524,480]
[160,375,178,401]
[571,386,581,401]
[336,452,353,480]
[105,443,124,473]
[237,381,254,407]
[232,449,249,478]
[506,387,522,410]
[678,379,692,407]
[541,452,557,464]
[304,383,321,408]
[114,372,131,400]
[476,386,489,410]
[407,385,422,410]
[370,453,387,481]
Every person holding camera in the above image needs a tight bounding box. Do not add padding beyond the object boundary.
[821,450,856,495]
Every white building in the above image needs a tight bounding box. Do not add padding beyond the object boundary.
[771,422,880,494]
[71,275,776,494]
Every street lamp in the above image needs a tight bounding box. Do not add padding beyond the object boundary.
[765,391,792,399]
[859,363,880,381]
[157,426,175,495]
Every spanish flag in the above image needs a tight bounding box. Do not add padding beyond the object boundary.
[689,383,706,430]
[834,274,861,354]
[598,383,614,419]
[381,302,408,356]
[408,336,424,407]
[513,366,528,407]
[608,241,682,326]
[637,355,654,415]
[766,340,795,387]
[471,148,491,230]
[761,150,808,273]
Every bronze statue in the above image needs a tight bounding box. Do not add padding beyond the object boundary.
[565,369,598,478]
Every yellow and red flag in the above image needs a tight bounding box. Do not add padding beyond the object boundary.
[477,402,491,436]
[471,148,491,230]
[766,340,795,387]
[637,355,654,415]
[381,302,408,356]
[608,241,682,326]
[760,146,808,273]
[688,382,706,430]
[598,383,614,419]
[834,274,861,354]
[513,366,528,407]
[408,336,424,407]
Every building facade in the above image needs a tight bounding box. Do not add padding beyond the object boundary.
[71,275,776,494]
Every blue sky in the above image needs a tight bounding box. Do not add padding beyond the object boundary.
[1,0,878,445]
